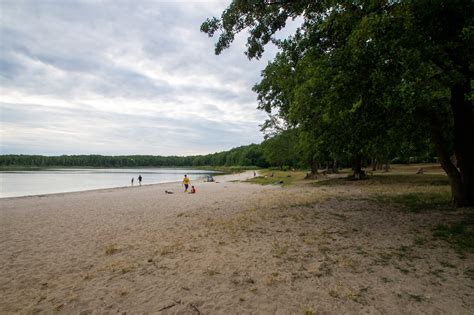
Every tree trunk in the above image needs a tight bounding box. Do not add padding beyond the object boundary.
[429,107,472,207]
[352,154,366,179]
[450,79,474,206]
[309,159,318,175]
[371,158,377,171]
[383,159,390,172]
[305,159,319,179]
[332,159,338,173]
[377,161,383,170]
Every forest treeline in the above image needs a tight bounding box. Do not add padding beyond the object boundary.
[0,137,434,169]
[0,145,265,168]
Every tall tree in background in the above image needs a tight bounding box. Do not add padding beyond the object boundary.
[201,0,473,207]
[261,129,298,169]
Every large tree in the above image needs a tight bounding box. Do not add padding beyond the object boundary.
[202,0,474,207]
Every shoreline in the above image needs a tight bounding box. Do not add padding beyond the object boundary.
[0,170,245,201]
[0,180,186,201]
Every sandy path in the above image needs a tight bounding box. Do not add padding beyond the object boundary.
[1,171,473,314]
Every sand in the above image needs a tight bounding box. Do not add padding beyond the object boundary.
[0,171,473,314]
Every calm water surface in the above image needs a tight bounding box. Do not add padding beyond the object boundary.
[0,168,219,198]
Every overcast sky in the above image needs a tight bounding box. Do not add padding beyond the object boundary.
[0,0,295,156]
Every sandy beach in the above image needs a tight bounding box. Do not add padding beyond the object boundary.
[1,170,473,314]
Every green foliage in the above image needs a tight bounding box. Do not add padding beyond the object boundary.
[261,129,299,169]
[192,143,268,168]
[433,214,474,252]
[202,0,474,206]
[374,192,453,213]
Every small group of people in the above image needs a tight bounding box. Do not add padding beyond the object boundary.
[182,174,196,193]
[205,175,214,182]
[131,175,143,186]
[130,174,196,194]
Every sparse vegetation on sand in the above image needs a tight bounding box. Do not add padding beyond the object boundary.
[1,167,473,313]
[245,169,307,186]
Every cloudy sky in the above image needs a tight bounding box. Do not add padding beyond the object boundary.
[0,0,293,156]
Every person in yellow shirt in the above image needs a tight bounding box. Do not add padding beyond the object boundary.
[183,174,190,192]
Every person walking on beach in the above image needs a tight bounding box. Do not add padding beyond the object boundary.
[183,174,190,192]
[131,177,134,186]
[138,175,142,186]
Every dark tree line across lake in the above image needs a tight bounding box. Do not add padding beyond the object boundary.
[0,144,267,168]
[0,141,434,169]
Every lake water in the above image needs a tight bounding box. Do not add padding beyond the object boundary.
[0,168,219,198]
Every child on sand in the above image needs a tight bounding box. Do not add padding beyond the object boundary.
[189,186,196,194]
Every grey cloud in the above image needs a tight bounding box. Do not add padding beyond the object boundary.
[0,0,273,155]
[0,101,263,155]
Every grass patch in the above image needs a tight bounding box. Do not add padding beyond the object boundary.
[414,236,427,246]
[407,293,425,302]
[433,214,474,252]
[465,268,474,280]
[315,174,449,187]
[311,169,454,213]
[246,170,306,186]
[373,252,393,266]
[374,191,453,212]
[158,242,183,256]
[439,260,456,268]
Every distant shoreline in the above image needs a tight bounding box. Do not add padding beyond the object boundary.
[0,179,182,201]
[0,165,225,171]
[0,171,253,201]
[0,165,256,174]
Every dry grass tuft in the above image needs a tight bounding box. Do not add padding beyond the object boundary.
[204,268,220,276]
[337,256,362,272]
[101,260,138,274]
[104,244,120,255]
[119,287,128,296]
[328,287,341,298]
[158,241,183,256]
[271,242,289,258]
[264,274,281,286]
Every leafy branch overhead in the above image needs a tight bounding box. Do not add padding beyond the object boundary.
[201,0,309,59]
[202,0,474,207]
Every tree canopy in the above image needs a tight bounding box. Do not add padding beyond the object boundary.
[202,0,473,206]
